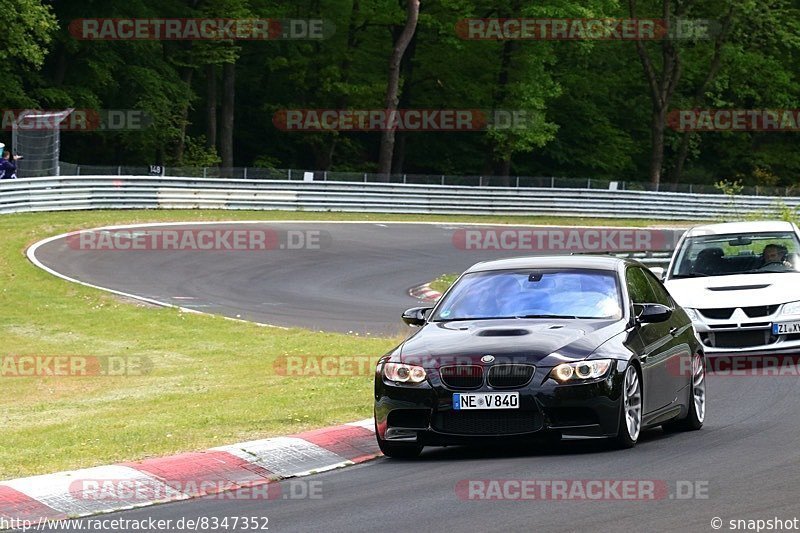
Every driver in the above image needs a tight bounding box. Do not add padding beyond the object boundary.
[760,244,791,270]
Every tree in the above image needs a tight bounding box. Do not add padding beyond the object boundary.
[377,0,420,178]
[0,0,57,107]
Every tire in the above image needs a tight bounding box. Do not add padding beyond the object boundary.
[663,353,706,432]
[612,364,642,449]
[377,437,423,459]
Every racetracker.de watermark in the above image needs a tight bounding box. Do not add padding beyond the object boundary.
[1,109,151,131]
[452,227,683,252]
[68,478,322,501]
[456,479,709,500]
[69,18,334,40]
[669,355,800,377]
[274,355,377,377]
[0,355,152,377]
[455,18,716,40]
[668,109,800,132]
[66,228,331,252]
[272,109,536,132]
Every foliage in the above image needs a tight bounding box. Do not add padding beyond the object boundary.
[0,0,798,186]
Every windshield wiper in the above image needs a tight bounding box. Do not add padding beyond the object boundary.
[516,314,581,319]
[435,316,519,322]
[671,272,711,278]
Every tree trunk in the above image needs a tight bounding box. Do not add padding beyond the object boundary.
[377,0,420,180]
[173,67,194,163]
[649,108,666,188]
[491,38,516,187]
[206,64,217,150]
[391,27,419,175]
[220,61,235,176]
[53,44,68,86]
[629,0,687,187]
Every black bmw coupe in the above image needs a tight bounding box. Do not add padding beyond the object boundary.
[374,256,706,458]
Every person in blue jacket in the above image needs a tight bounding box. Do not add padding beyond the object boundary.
[0,150,21,179]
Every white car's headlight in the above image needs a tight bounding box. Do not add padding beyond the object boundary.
[782,301,800,316]
[684,308,701,322]
[550,359,612,383]
[383,363,427,383]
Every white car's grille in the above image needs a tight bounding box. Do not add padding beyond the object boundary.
[698,305,780,320]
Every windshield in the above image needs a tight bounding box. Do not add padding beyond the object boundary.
[670,231,800,278]
[432,269,622,321]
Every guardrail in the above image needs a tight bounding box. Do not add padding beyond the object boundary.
[1,175,798,220]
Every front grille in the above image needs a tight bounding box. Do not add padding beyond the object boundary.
[487,365,535,388]
[702,330,775,348]
[699,308,734,320]
[432,410,542,435]
[743,305,780,318]
[699,305,779,320]
[439,365,483,389]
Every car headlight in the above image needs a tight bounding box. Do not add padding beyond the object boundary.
[684,308,701,322]
[782,301,800,315]
[383,363,427,383]
[550,359,612,383]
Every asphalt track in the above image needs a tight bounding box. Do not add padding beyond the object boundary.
[33,222,523,335]
[29,222,800,533]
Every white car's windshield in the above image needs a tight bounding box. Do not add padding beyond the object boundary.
[670,231,800,278]
[432,269,622,321]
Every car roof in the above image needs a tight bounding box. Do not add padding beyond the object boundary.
[464,255,631,273]
[685,220,797,237]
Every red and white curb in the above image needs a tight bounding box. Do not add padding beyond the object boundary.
[408,283,442,303]
[0,419,377,525]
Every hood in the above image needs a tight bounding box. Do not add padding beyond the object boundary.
[398,318,626,368]
[665,272,800,309]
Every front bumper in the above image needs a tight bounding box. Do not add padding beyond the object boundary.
[691,314,800,356]
[375,362,626,445]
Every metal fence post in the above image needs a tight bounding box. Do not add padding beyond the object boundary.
[516,176,520,188]
[441,175,445,186]
[324,170,328,181]
[244,167,248,179]
[551,177,555,188]
[203,167,207,178]
[76,166,81,176]
[118,166,122,175]
[364,173,368,182]
[288,169,292,180]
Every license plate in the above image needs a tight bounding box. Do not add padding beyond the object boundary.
[773,321,800,335]
[452,392,519,410]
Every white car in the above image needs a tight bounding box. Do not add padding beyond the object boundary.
[662,221,800,355]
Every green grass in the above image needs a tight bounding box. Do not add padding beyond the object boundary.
[0,209,698,479]
[429,273,460,293]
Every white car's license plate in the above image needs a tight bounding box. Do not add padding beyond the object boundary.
[773,321,800,335]
[452,392,519,410]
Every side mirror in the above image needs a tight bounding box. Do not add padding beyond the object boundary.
[635,303,673,324]
[402,307,432,327]
[649,266,665,280]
